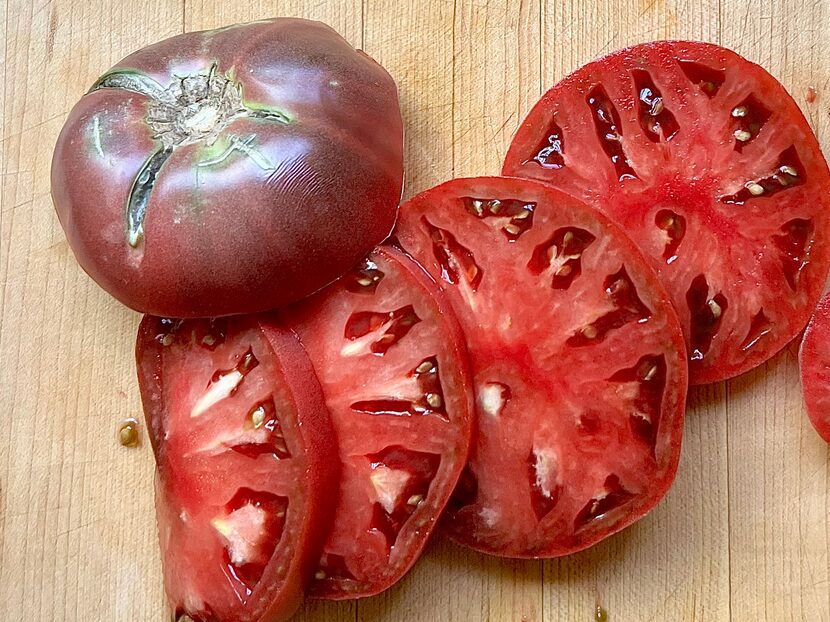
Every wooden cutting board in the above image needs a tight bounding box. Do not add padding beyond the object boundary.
[2,0,828,620]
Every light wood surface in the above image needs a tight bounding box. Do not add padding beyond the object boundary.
[2,0,829,620]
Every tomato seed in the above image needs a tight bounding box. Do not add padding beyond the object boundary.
[734,129,752,141]
[745,182,765,196]
[731,106,748,117]
[118,419,140,447]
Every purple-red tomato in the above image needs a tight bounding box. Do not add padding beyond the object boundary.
[52,18,404,318]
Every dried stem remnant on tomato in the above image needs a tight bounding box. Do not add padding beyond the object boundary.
[90,63,291,247]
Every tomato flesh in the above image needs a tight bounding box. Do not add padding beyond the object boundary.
[283,246,473,597]
[504,41,830,384]
[136,316,338,622]
[395,176,687,557]
[799,293,830,442]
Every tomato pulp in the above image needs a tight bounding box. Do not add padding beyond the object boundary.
[284,246,474,598]
[136,316,338,621]
[395,176,687,557]
[504,41,830,384]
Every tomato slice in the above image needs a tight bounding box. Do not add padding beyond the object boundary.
[504,41,830,384]
[799,293,830,442]
[136,316,338,622]
[394,176,687,557]
[282,246,474,597]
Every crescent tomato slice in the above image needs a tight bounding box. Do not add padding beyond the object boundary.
[136,315,338,622]
[283,246,474,598]
[395,176,687,557]
[799,293,830,442]
[504,41,830,385]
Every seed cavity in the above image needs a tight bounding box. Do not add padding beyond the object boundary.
[721,145,805,204]
[567,267,652,347]
[586,84,638,181]
[730,94,771,152]
[609,354,667,451]
[686,274,728,364]
[528,226,596,289]
[740,309,772,351]
[214,489,288,590]
[342,305,422,356]
[315,554,356,582]
[528,447,562,521]
[677,60,726,97]
[527,117,566,169]
[367,447,441,549]
[654,209,686,263]
[345,258,385,294]
[574,474,635,531]
[462,196,536,241]
[191,347,259,417]
[773,218,813,290]
[632,70,679,142]
[350,356,448,421]
[423,218,483,290]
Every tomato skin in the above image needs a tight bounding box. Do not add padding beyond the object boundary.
[395,176,687,558]
[136,315,339,622]
[53,18,403,318]
[799,294,830,443]
[504,40,830,385]
[283,246,474,598]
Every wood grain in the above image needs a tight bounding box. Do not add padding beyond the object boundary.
[1,0,829,620]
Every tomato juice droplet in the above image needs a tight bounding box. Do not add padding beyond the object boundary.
[118,418,140,447]
[596,604,608,622]
[807,86,817,104]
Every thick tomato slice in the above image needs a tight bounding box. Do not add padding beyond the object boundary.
[136,316,338,622]
[799,293,830,442]
[504,41,830,384]
[394,176,687,557]
[282,246,473,598]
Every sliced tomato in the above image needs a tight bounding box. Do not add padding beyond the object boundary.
[394,176,687,557]
[282,246,473,598]
[136,315,338,622]
[799,293,830,442]
[504,41,830,384]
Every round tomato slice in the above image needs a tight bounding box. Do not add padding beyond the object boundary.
[136,315,338,622]
[53,18,403,318]
[799,293,830,442]
[394,176,687,557]
[282,246,473,598]
[504,41,830,384]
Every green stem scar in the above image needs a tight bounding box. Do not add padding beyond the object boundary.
[90,64,291,248]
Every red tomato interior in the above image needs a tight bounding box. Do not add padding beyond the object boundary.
[136,316,336,622]
[799,293,830,443]
[504,41,830,384]
[284,246,473,598]
[395,176,687,557]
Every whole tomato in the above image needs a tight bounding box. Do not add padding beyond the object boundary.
[52,18,404,318]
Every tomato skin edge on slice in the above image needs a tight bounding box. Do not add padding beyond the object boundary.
[504,40,830,386]
[395,175,688,558]
[799,294,830,443]
[136,314,340,622]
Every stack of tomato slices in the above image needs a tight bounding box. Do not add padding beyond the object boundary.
[130,40,830,622]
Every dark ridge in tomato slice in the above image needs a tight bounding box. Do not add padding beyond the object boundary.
[395,176,687,558]
[504,40,830,384]
[799,293,830,443]
[282,246,474,598]
[136,315,339,622]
